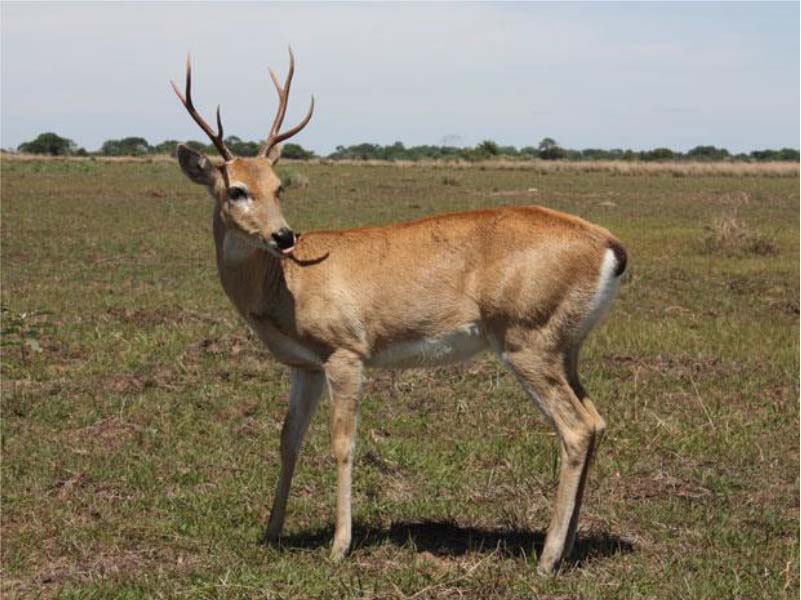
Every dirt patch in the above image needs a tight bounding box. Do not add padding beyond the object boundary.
[30,547,204,592]
[50,472,92,498]
[623,472,712,501]
[62,416,140,453]
[103,305,218,328]
[186,332,263,360]
[97,364,183,395]
[225,399,267,438]
[601,353,738,381]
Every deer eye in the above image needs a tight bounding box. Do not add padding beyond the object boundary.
[228,186,247,201]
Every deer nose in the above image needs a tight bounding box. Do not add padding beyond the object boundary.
[271,227,296,251]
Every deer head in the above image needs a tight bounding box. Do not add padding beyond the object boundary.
[172,49,314,256]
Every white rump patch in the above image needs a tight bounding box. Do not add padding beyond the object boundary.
[577,248,621,340]
[367,323,488,369]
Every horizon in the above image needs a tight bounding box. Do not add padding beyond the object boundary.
[6,132,800,157]
[2,2,799,155]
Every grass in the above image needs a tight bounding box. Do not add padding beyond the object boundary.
[701,207,779,257]
[4,151,800,178]
[1,158,798,598]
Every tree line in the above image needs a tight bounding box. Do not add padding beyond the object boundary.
[11,132,800,162]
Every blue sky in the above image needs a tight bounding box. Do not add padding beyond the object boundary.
[1,2,798,154]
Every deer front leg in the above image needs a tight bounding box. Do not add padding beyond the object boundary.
[262,368,326,544]
[324,350,363,562]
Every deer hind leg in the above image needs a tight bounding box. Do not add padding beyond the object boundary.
[262,368,326,543]
[324,350,364,562]
[558,344,607,560]
[495,339,603,575]
[566,345,606,444]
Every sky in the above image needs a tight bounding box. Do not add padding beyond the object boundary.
[1,2,798,155]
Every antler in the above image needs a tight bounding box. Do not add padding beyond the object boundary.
[259,47,315,158]
[171,55,234,161]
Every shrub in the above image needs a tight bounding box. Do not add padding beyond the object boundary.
[18,132,77,156]
[100,137,151,156]
[278,169,310,189]
[701,209,778,256]
[477,140,500,156]
[642,147,675,161]
[282,143,315,160]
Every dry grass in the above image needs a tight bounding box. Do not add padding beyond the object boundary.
[2,151,798,177]
[319,158,800,177]
[701,208,779,256]
[279,168,311,189]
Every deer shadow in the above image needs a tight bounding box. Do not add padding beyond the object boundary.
[266,520,633,569]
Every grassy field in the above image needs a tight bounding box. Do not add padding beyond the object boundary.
[1,158,798,598]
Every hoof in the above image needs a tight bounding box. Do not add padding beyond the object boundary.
[536,557,559,576]
[259,529,281,546]
[329,541,350,563]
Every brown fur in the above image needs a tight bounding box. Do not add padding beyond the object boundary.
[178,149,625,574]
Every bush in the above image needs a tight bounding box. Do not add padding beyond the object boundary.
[538,137,566,160]
[278,169,309,189]
[477,140,500,156]
[18,132,77,156]
[701,209,778,256]
[100,137,151,156]
[153,140,180,157]
[282,143,315,160]
[224,136,259,157]
[642,148,675,161]
[688,145,730,161]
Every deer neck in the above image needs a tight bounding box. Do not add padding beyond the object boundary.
[212,208,286,318]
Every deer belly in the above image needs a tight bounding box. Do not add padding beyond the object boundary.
[367,323,488,369]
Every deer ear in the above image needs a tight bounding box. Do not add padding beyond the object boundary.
[177,144,221,186]
[265,143,282,165]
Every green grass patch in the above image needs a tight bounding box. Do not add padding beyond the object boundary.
[2,159,798,598]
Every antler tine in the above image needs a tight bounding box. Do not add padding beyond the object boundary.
[171,54,234,161]
[277,47,295,134]
[267,48,295,136]
[266,67,285,142]
[267,96,315,149]
[260,47,313,158]
[216,105,225,142]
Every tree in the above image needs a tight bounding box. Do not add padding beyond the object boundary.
[538,137,566,160]
[18,132,77,156]
[100,137,151,156]
[687,145,729,161]
[184,140,208,153]
[538,137,558,152]
[282,143,315,160]
[153,140,180,156]
[477,140,500,156]
[327,143,382,160]
[641,147,675,161]
[580,148,609,161]
[224,136,260,157]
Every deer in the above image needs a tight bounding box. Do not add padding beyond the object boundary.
[171,49,627,575]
